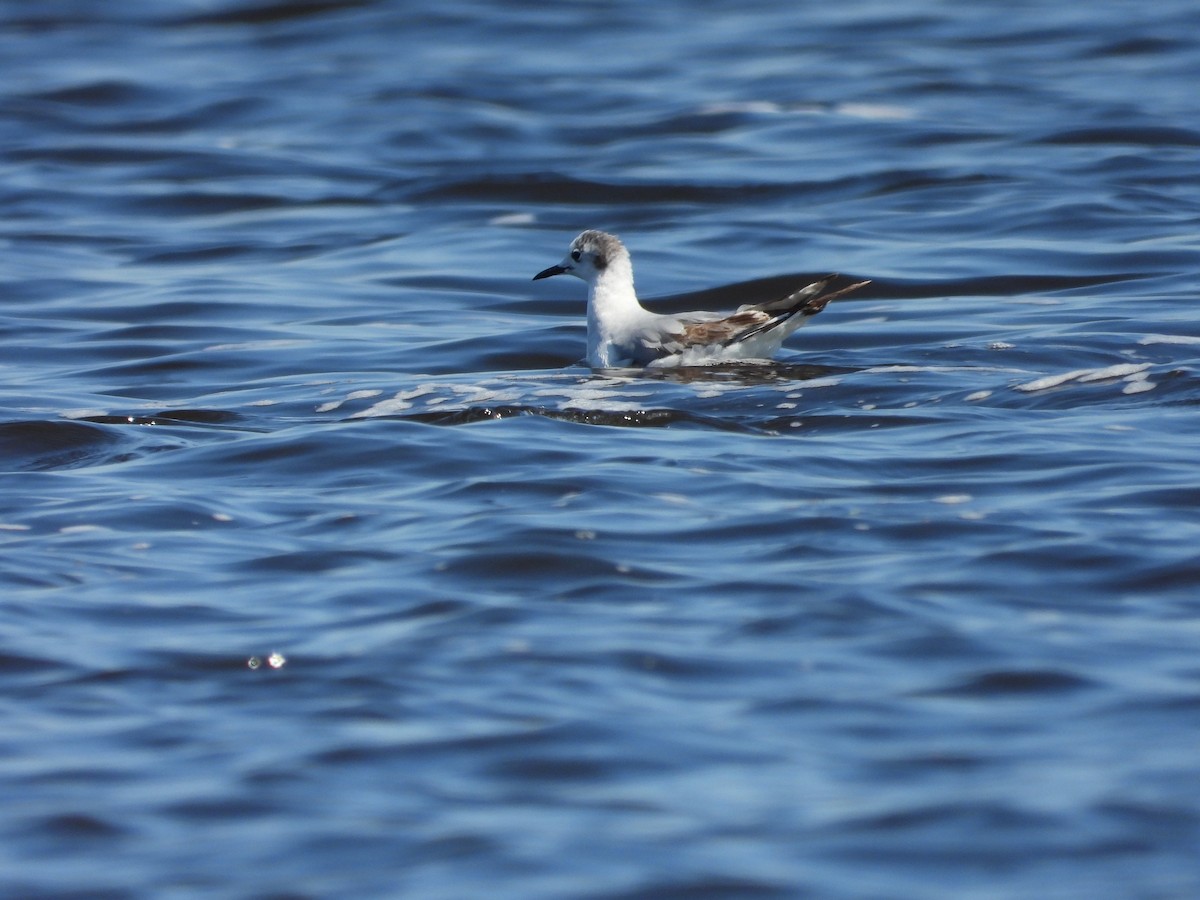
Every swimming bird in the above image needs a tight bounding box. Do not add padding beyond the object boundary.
[533,230,869,368]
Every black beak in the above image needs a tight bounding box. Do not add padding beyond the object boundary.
[533,264,567,281]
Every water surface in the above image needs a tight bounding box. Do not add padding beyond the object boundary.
[2,1,1200,897]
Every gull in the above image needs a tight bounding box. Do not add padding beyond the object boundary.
[533,230,870,368]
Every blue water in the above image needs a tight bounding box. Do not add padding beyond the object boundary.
[3,1,1200,896]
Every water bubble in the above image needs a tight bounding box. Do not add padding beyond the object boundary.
[248,652,286,670]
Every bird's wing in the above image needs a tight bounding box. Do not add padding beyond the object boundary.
[674,309,777,349]
[669,275,871,350]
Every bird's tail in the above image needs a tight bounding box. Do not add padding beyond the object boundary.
[792,275,872,317]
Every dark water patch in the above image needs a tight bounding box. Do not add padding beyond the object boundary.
[134,649,285,678]
[67,297,278,326]
[416,333,579,375]
[1039,126,1200,148]
[402,170,902,207]
[737,597,893,641]
[402,172,748,205]
[485,754,620,783]
[103,98,269,136]
[1086,36,1188,57]
[925,669,1096,698]
[830,800,1060,855]
[80,322,241,345]
[133,242,325,266]
[401,404,761,432]
[874,628,998,665]
[1113,558,1200,597]
[608,648,764,682]
[174,0,376,28]
[864,170,1008,198]
[0,886,136,900]
[148,419,502,486]
[897,127,1011,148]
[151,408,245,426]
[9,144,203,167]
[313,718,576,767]
[79,409,245,429]
[438,548,638,588]
[238,547,397,575]
[33,812,129,841]
[161,794,280,822]
[868,751,996,775]
[0,420,125,471]
[0,650,63,677]
[127,191,294,218]
[18,79,165,109]
[596,876,793,900]
[81,355,242,385]
[0,562,84,590]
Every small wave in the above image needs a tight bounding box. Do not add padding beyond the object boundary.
[1014,363,1152,393]
[1139,334,1200,346]
[401,404,757,432]
[330,364,853,430]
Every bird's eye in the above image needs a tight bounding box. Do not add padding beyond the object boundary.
[571,249,582,262]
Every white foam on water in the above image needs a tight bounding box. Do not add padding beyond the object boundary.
[204,340,309,353]
[771,377,841,391]
[836,102,916,121]
[697,100,916,121]
[319,389,382,413]
[61,409,108,420]
[490,212,536,226]
[350,384,440,418]
[1014,363,1151,393]
[1077,363,1150,383]
[1138,334,1200,345]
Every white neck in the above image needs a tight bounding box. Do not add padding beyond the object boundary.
[585,256,644,366]
[588,255,638,316]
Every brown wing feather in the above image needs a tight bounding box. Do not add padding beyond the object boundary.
[669,277,871,350]
[676,311,770,348]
